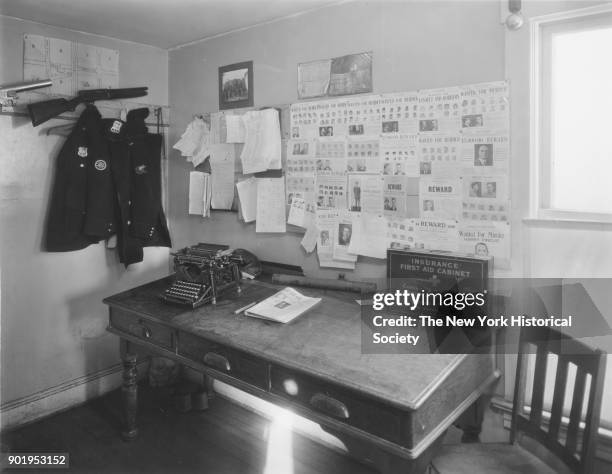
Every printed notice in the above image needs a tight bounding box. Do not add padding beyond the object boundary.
[419,178,462,220]
[256,178,286,233]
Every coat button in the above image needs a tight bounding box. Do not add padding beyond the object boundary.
[127,220,131,225]
[80,164,85,168]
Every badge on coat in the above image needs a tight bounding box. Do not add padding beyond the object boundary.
[95,159,107,171]
[77,146,88,158]
[110,120,123,134]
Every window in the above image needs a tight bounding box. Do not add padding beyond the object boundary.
[533,8,612,221]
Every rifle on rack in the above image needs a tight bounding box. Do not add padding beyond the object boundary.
[27,87,148,126]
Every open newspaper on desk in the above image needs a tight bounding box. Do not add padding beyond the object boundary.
[245,287,321,323]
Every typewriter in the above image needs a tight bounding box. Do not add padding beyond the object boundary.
[160,243,244,308]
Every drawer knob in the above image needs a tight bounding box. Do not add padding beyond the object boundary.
[309,393,349,420]
[203,352,231,372]
[283,379,299,396]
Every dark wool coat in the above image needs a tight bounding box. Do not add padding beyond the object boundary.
[45,105,171,266]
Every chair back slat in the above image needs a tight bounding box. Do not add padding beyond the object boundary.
[548,355,569,440]
[529,344,548,427]
[510,351,528,444]
[513,325,606,474]
[581,352,607,474]
[565,368,587,455]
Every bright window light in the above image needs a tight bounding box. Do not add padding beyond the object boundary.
[549,26,612,213]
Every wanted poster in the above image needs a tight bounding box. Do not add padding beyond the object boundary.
[460,81,509,133]
[346,137,381,173]
[285,176,315,206]
[316,209,356,269]
[333,210,358,262]
[380,135,419,177]
[458,221,511,267]
[419,178,462,220]
[417,87,462,133]
[418,134,461,178]
[286,139,316,176]
[348,174,383,213]
[316,100,343,137]
[383,176,418,218]
[461,200,510,223]
[413,218,459,252]
[336,95,382,137]
[315,138,347,173]
[463,175,508,201]
[288,197,316,228]
[290,100,328,139]
[462,175,510,222]
[379,91,420,135]
[315,173,347,209]
[461,134,509,174]
[386,217,416,250]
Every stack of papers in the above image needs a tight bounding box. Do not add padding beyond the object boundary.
[245,287,321,324]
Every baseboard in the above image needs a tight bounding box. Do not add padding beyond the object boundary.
[0,360,149,433]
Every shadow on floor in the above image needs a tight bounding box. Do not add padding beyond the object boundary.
[1,383,376,474]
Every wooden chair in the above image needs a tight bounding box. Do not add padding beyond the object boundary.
[431,325,607,474]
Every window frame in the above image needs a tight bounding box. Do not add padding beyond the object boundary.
[530,5,612,223]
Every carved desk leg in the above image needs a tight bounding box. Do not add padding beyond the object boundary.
[121,352,139,441]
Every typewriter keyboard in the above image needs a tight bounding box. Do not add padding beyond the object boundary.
[161,280,209,308]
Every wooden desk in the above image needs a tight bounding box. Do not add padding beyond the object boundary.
[104,277,500,474]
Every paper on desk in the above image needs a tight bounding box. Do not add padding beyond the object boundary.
[241,109,282,174]
[236,177,257,223]
[225,114,246,143]
[349,212,387,259]
[210,144,236,210]
[256,178,286,233]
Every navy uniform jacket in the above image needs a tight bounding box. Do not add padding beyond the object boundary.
[45,105,116,251]
[46,105,171,265]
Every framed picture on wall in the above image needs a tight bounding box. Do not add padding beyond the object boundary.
[218,61,254,110]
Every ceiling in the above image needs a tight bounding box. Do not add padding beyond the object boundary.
[0,0,342,49]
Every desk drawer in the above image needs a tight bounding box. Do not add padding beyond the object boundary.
[110,309,175,350]
[178,332,268,390]
[270,366,405,445]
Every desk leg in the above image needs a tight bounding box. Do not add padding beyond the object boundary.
[121,350,139,441]
[455,395,490,443]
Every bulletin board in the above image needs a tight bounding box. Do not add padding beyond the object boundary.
[181,81,511,270]
[287,81,511,268]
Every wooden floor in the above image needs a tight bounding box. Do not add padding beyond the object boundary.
[1,383,376,474]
